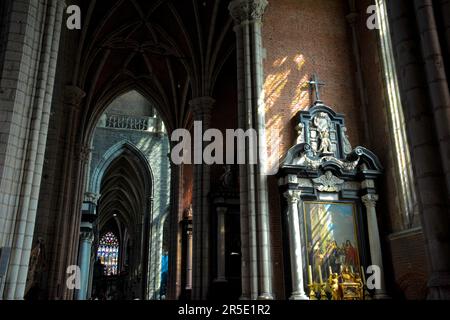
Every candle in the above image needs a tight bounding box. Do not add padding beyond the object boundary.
[308,265,313,285]
[318,265,323,284]
[350,266,354,274]
[361,266,366,284]
[328,266,333,276]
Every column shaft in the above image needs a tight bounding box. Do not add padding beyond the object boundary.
[76,232,93,300]
[186,230,193,290]
[190,97,214,300]
[216,207,227,282]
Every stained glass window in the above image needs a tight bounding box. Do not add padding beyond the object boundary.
[97,232,119,276]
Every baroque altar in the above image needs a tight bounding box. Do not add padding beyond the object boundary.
[277,99,388,300]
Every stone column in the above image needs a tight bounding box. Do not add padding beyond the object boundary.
[186,227,193,290]
[362,194,388,299]
[190,97,214,300]
[229,0,273,300]
[48,86,87,300]
[215,207,228,282]
[167,163,182,300]
[284,191,309,300]
[75,192,98,300]
[76,230,94,300]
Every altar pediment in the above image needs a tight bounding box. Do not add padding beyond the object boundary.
[280,101,383,180]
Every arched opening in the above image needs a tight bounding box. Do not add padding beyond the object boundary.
[84,90,170,300]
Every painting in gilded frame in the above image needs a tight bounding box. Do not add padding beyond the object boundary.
[303,202,360,283]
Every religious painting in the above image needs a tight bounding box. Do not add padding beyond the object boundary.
[303,202,360,284]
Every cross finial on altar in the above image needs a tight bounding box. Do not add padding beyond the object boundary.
[308,74,325,102]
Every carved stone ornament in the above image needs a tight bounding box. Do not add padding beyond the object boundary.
[342,126,353,155]
[278,102,383,179]
[313,171,345,192]
[293,147,360,172]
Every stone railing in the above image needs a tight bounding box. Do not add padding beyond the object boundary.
[98,114,165,133]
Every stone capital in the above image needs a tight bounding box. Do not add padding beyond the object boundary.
[84,192,100,205]
[80,231,94,243]
[228,0,268,25]
[217,207,228,215]
[362,194,379,208]
[64,85,86,107]
[77,143,93,163]
[284,190,301,204]
[184,204,193,220]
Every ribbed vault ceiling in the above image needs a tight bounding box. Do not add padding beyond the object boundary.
[97,152,150,235]
[74,0,235,137]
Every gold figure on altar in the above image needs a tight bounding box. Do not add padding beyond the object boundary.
[327,273,341,300]
[339,266,364,300]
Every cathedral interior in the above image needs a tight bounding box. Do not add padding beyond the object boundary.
[0,0,449,301]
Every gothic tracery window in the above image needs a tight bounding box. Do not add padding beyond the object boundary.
[97,232,119,276]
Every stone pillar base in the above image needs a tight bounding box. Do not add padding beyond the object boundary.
[289,292,309,300]
[258,293,274,300]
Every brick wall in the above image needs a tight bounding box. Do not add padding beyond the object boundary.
[388,229,429,299]
[262,0,362,299]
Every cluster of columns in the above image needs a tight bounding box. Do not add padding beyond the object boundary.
[229,0,273,300]
[386,0,450,298]
[187,0,275,300]
[0,0,64,299]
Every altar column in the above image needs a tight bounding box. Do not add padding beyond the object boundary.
[190,97,214,300]
[215,207,228,282]
[229,0,273,300]
[362,194,388,299]
[284,191,309,300]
